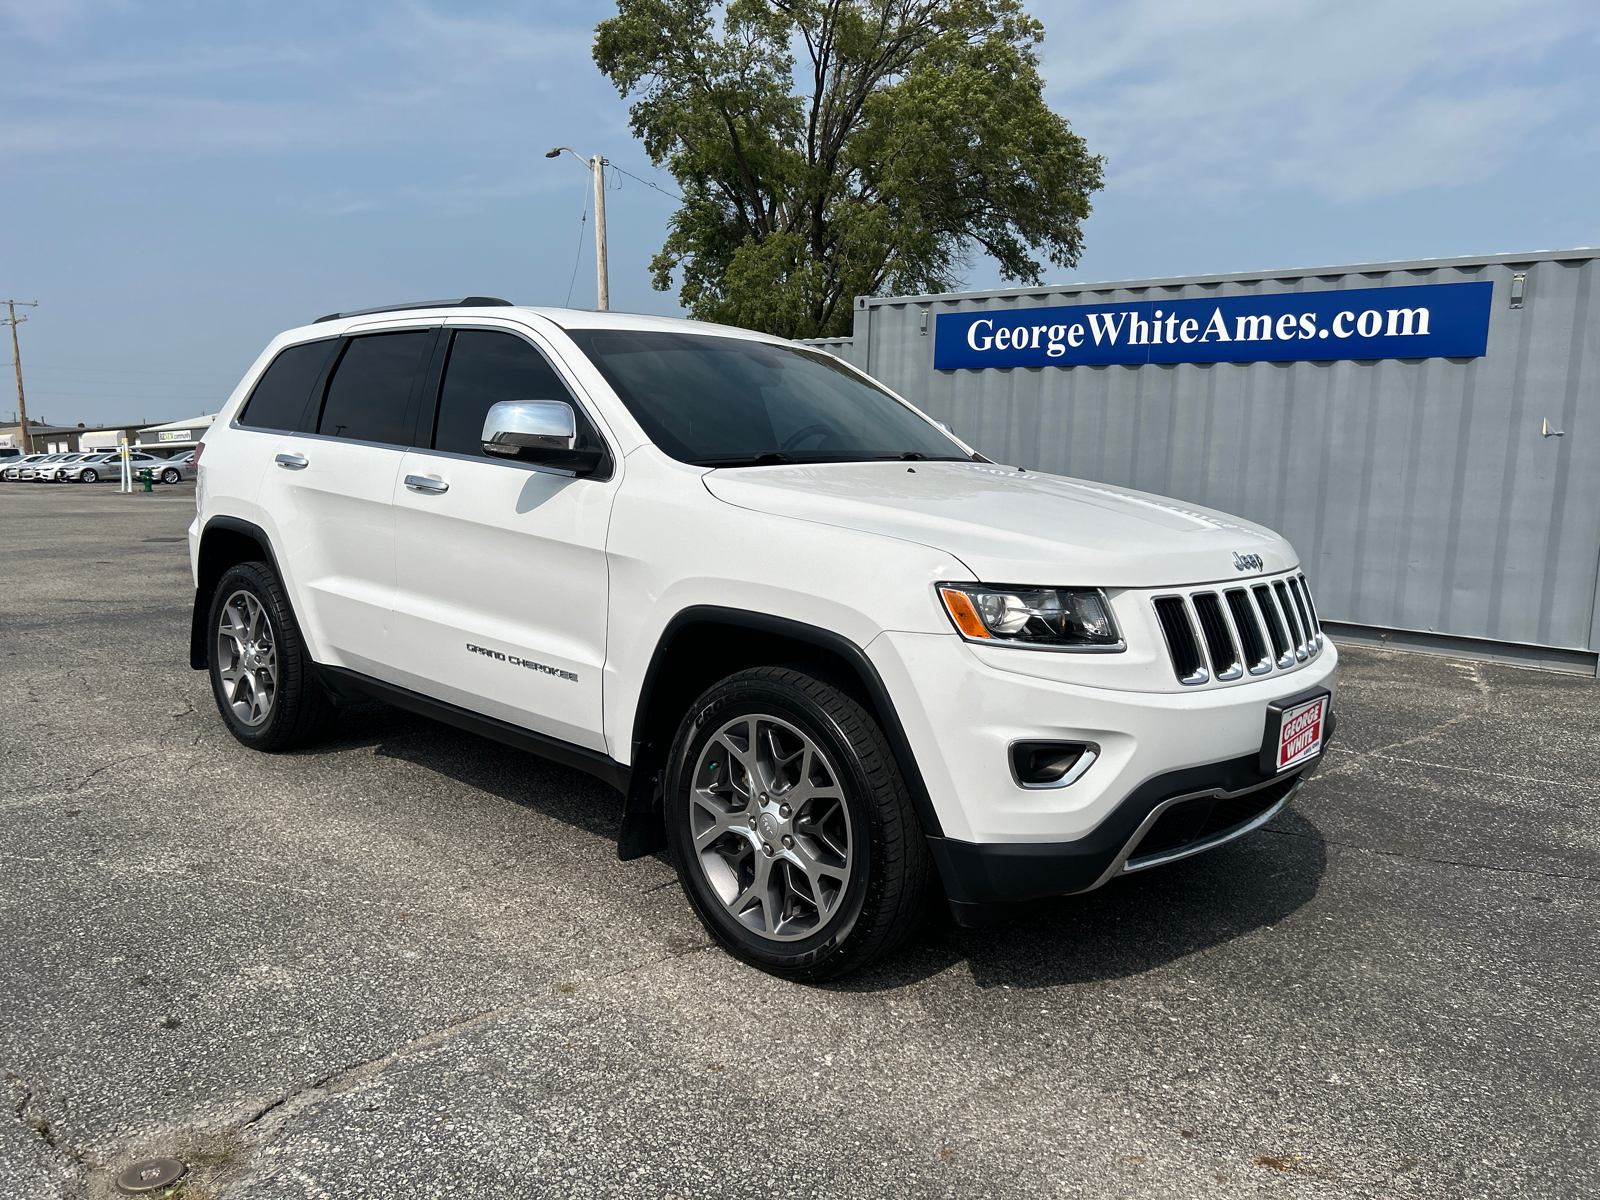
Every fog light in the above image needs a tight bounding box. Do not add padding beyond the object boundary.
[1010,741,1099,789]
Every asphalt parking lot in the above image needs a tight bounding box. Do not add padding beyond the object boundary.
[1,483,1596,1200]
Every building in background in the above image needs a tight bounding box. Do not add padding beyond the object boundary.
[79,424,147,452]
[135,414,217,457]
[0,419,87,453]
[811,249,1598,675]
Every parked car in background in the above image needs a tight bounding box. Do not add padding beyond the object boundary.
[0,447,21,468]
[2,453,50,480]
[57,452,119,483]
[157,451,196,484]
[65,450,165,482]
[37,452,92,481]
[20,454,70,480]
[124,451,165,481]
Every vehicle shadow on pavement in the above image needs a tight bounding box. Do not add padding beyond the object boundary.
[315,701,1326,993]
[324,701,627,845]
[840,809,1328,993]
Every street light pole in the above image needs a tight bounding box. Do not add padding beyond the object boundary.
[547,147,609,311]
[591,154,609,312]
[3,300,37,454]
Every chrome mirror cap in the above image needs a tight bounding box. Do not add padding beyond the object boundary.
[482,400,577,456]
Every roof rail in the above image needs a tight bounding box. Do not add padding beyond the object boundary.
[313,297,513,324]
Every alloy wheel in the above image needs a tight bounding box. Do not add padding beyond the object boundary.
[689,713,854,941]
[216,589,278,727]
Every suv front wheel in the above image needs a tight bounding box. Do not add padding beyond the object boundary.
[206,561,336,751]
[665,667,930,980]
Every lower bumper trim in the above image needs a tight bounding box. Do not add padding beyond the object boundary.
[928,711,1334,913]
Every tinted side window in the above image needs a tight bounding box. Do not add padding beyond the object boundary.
[318,331,433,445]
[238,339,340,432]
[431,330,604,459]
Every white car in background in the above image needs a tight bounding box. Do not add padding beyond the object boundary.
[156,451,196,484]
[36,452,93,481]
[3,453,52,481]
[57,452,120,483]
[20,453,71,480]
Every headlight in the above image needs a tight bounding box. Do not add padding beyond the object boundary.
[938,584,1123,650]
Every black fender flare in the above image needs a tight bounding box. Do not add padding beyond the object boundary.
[620,605,944,858]
[190,515,285,670]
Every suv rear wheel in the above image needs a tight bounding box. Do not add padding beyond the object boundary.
[664,666,930,980]
[207,561,336,751]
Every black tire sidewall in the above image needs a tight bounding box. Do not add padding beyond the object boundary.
[665,674,880,972]
[81,470,97,483]
[163,469,180,485]
[206,562,318,750]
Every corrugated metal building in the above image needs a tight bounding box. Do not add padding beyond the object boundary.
[807,250,1599,674]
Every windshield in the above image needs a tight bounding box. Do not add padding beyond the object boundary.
[565,329,969,467]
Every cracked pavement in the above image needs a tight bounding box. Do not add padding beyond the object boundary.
[1,483,1596,1198]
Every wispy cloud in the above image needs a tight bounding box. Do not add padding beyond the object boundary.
[1040,0,1600,204]
[0,0,593,166]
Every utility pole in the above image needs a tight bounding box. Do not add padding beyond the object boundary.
[547,147,610,310]
[4,300,37,454]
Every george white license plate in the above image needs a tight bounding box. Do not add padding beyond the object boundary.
[1274,694,1329,772]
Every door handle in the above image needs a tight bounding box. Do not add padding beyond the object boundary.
[274,453,308,470]
[404,474,449,494]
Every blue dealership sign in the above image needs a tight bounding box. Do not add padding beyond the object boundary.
[933,280,1493,369]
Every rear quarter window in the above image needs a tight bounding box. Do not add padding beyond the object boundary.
[237,338,342,432]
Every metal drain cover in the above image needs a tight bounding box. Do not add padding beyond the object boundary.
[115,1157,186,1194]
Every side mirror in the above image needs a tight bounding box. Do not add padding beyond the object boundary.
[481,400,602,475]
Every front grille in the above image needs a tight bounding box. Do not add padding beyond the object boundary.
[1153,570,1324,685]
[1153,596,1207,684]
[1125,773,1300,867]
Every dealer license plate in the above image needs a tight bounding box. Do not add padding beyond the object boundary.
[1273,694,1329,772]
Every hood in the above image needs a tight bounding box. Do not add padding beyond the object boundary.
[703,461,1295,588]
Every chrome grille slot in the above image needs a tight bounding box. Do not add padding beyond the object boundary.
[1155,571,1325,685]
[1153,596,1208,685]
[1252,584,1294,668]
[1287,577,1317,649]
[1192,593,1243,681]
[1296,573,1322,643]
[1226,588,1273,675]
[1273,581,1308,661]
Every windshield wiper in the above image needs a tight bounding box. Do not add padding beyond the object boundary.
[691,452,794,468]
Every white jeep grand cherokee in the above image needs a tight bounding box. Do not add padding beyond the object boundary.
[190,298,1337,979]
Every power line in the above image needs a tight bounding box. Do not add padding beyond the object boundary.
[24,361,242,379]
[565,171,591,308]
[607,162,684,203]
[25,388,226,400]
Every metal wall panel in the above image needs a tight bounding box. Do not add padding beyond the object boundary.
[847,252,1600,655]
[800,335,859,368]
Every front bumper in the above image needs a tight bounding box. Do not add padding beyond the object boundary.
[863,628,1338,914]
[928,734,1331,922]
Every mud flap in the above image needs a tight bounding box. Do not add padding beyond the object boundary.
[617,768,666,860]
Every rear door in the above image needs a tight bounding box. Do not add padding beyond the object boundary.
[389,322,618,751]
[253,325,437,671]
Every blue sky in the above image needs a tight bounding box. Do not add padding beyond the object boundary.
[2,0,1596,428]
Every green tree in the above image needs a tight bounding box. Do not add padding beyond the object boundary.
[594,0,1104,339]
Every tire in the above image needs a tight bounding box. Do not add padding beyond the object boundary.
[206,561,337,751]
[80,469,98,483]
[664,666,930,981]
[162,468,181,485]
